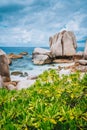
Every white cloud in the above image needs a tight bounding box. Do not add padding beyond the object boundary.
[0,0,87,46]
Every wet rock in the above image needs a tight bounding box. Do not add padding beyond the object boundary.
[23,72,28,77]
[8,53,23,59]
[19,52,28,56]
[0,49,10,82]
[11,71,28,77]
[11,71,23,76]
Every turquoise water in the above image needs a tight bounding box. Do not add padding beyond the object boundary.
[0,46,85,81]
[0,47,53,80]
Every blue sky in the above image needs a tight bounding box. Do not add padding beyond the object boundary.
[0,0,87,47]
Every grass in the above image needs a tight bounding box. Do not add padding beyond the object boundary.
[0,69,87,130]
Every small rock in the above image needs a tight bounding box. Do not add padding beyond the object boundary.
[76,60,87,65]
[23,72,28,77]
[7,84,16,90]
[19,52,28,56]
[8,53,23,59]
[11,71,23,76]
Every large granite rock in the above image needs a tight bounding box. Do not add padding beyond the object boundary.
[49,30,77,57]
[84,40,87,59]
[32,48,52,65]
[0,49,10,82]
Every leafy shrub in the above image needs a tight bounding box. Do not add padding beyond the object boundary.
[0,70,87,130]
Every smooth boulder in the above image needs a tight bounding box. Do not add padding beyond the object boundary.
[76,60,87,65]
[0,49,10,82]
[49,30,77,57]
[32,48,52,65]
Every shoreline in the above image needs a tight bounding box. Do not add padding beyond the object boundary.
[10,62,75,81]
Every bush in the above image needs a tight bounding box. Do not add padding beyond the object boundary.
[0,70,87,130]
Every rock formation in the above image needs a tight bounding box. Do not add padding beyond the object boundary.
[8,53,23,59]
[0,49,10,82]
[32,48,52,65]
[84,40,87,59]
[49,30,77,57]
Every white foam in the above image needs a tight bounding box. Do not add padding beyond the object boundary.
[10,62,75,81]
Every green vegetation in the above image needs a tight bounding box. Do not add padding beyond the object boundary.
[0,70,87,130]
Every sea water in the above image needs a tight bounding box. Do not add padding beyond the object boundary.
[0,46,84,81]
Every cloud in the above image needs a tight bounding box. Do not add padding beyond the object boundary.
[0,0,87,47]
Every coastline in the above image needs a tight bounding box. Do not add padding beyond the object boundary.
[10,61,75,81]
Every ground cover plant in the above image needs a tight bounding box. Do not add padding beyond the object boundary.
[0,70,87,130]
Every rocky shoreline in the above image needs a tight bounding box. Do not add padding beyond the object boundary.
[0,30,87,90]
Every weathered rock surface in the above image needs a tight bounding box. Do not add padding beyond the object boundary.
[7,84,16,90]
[11,71,28,77]
[0,49,10,82]
[4,81,17,90]
[11,71,23,76]
[8,58,12,65]
[8,53,23,59]
[0,75,4,88]
[65,62,87,72]
[32,48,52,65]
[84,40,87,59]
[16,79,35,90]
[76,60,87,65]
[32,54,52,65]
[33,48,51,55]
[74,51,83,60]
[49,30,77,57]
[53,59,73,63]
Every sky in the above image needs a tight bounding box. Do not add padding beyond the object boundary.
[0,0,87,47]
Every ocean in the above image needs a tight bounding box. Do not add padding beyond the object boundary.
[0,46,85,81]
